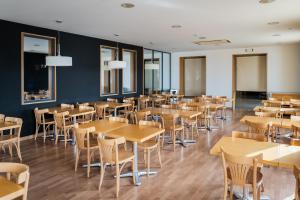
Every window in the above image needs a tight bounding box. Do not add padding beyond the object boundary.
[21,32,56,105]
[100,46,119,96]
[144,49,171,94]
[122,49,137,93]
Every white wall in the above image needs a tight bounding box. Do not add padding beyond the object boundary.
[236,56,267,92]
[171,44,300,99]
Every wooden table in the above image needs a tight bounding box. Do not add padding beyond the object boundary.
[262,100,291,107]
[48,107,95,123]
[91,101,131,116]
[0,177,24,199]
[254,106,300,115]
[240,115,299,129]
[210,136,300,168]
[79,120,165,186]
[143,107,201,119]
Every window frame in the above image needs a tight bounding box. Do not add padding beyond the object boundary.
[21,32,57,105]
[99,45,120,97]
[122,49,137,94]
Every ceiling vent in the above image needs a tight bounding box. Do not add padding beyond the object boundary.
[193,39,231,46]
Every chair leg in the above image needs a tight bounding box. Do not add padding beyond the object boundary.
[173,131,176,152]
[116,165,120,198]
[43,124,46,143]
[230,184,234,200]
[87,149,90,178]
[157,146,162,168]
[131,160,135,185]
[64,130,67,149]
[34,124,39,140]
[14,141,22,161]
[161,132,165,148]
[223,183,228,200]
[99,164,106,191]
[75,149,81,172]
[147,149,150,176]
[143,149,147,166]
[8,143,12,158]
[55,128,59,145]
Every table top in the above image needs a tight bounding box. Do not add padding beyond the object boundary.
[254,106,300,113]
[240,115,297,129]
[48,107,95,117]
[90,101,131,109]
[0,122,20,131]
[262,100,291,105]
[186,102,225,109]
[106,124,165,143]
[78,120,128,133]
[143,107,201,119]
[210,136,300,168]
[0,177,23,198]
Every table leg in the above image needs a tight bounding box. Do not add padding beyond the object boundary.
[114,108,117,116]
[133,142,141,185]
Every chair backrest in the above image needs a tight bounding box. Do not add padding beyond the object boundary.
[161,114,179,130]
[34,108,49,124]
[0,114,5,123]
[294,165,300,200]
[269,97,279,101]
[221,148,262,186]
[139,120,161,128]
[161,104,172,109]
[54,111,69,129]
[245,120,269,135]
[134,111,151,124]
[5,117,23,137]
[232,131,266,142]
[108,117,129,124]
[74,124,96,149]
[61,103,74,109]
[79,105,94,111]
[255,111,276,118]
[290,138,300,146]
[0,162,29,188]
[97,137,126,164]
[292,116,300,122]
[123,99,135,111]
[95,104,109,119]
[181,106,198,111]
[107,98,118,103]
[78,102,89,107]
[292,124,300,139]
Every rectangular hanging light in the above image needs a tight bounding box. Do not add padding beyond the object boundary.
[46,55,72,66]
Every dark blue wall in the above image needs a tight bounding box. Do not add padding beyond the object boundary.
[0,20,144,136]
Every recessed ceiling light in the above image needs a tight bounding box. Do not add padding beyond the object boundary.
[121,3,135,8]
[171,25,182,29]
[272,34,281,37]
[268,21,279,25]
[55,20,63,24]
[33,44,40,47]
[259,0,275,3]
[149,42,154,45]
[198,36,207,40]
[288,27,293,30]
[113,34,120,37]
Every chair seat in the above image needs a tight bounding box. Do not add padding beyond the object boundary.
[113,150,134,163]
[0,176,24,198]
[140,140,159,149]
[0,135,17,143]
[227,168,263,185]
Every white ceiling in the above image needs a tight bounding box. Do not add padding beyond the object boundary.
[1,0,300,52]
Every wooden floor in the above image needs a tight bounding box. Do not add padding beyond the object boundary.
[1,110,295,200]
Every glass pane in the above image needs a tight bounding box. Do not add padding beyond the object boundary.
[163,53,171,91]
[23,35,56,104]
[100,47,119,95]
[123,50,136,93]
[144,49,153,94]
[153,51,162,91]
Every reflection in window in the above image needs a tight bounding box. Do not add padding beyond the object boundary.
[22,33,56,104]
[122,50,137,93]
[163,53,171,91]
[100,46,119,95]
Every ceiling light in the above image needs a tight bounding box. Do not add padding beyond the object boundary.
[198,36,207,40]
[121,3,135,8]
[272,34,281,37]
[171,25,182,29]
[149,42,154,45]
[55,20,63,24]
[193,39,231,46]
[288,27,293,30]
[107,41,126,69]
[268,21,279,25]
[259,0,275,3]
[113,34,120,37]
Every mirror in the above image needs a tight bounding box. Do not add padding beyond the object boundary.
[21,33,56,104]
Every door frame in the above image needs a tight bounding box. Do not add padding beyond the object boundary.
[179,56,206,96]
[232,53,268,109]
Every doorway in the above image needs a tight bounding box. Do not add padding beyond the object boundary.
[232,54,267,110]
[179,56,206,97]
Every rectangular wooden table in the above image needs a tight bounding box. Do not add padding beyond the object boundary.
[254,106,300,115]
[210,136,300,168]
[90,101,131,116]
[48,107,95,123]
[79,120,165,186]
[143,107,202,119]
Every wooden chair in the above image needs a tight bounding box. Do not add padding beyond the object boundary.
[34,108,55,143]
[161,114,184,151]
[74,125,98,178]
[138,120,162,175]
[77,105,95,124]
[255,111,277,118]
[119,99,136,122]
[0,117,23,161]
[108,117,129,124]
[133,111,151,124]
[291,138,300,146]
[94,104,110,120]
[180,106,199,140]
[161,104,173,109]
[61,103,74,109]
[139,97,150,110]
[245,120,269,141]
[0,162,29,200]
[232,131,266,142]
[292,124,300,139]
[294,165,300,200]
[107,98,118,103]
[221,148,263,200]
[97,137,135,198]
[77,102,89,107]
[54,111,74,148]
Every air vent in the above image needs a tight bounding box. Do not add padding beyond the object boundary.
[193,39,231,46]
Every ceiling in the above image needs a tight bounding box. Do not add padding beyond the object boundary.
[1,0,300,52]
